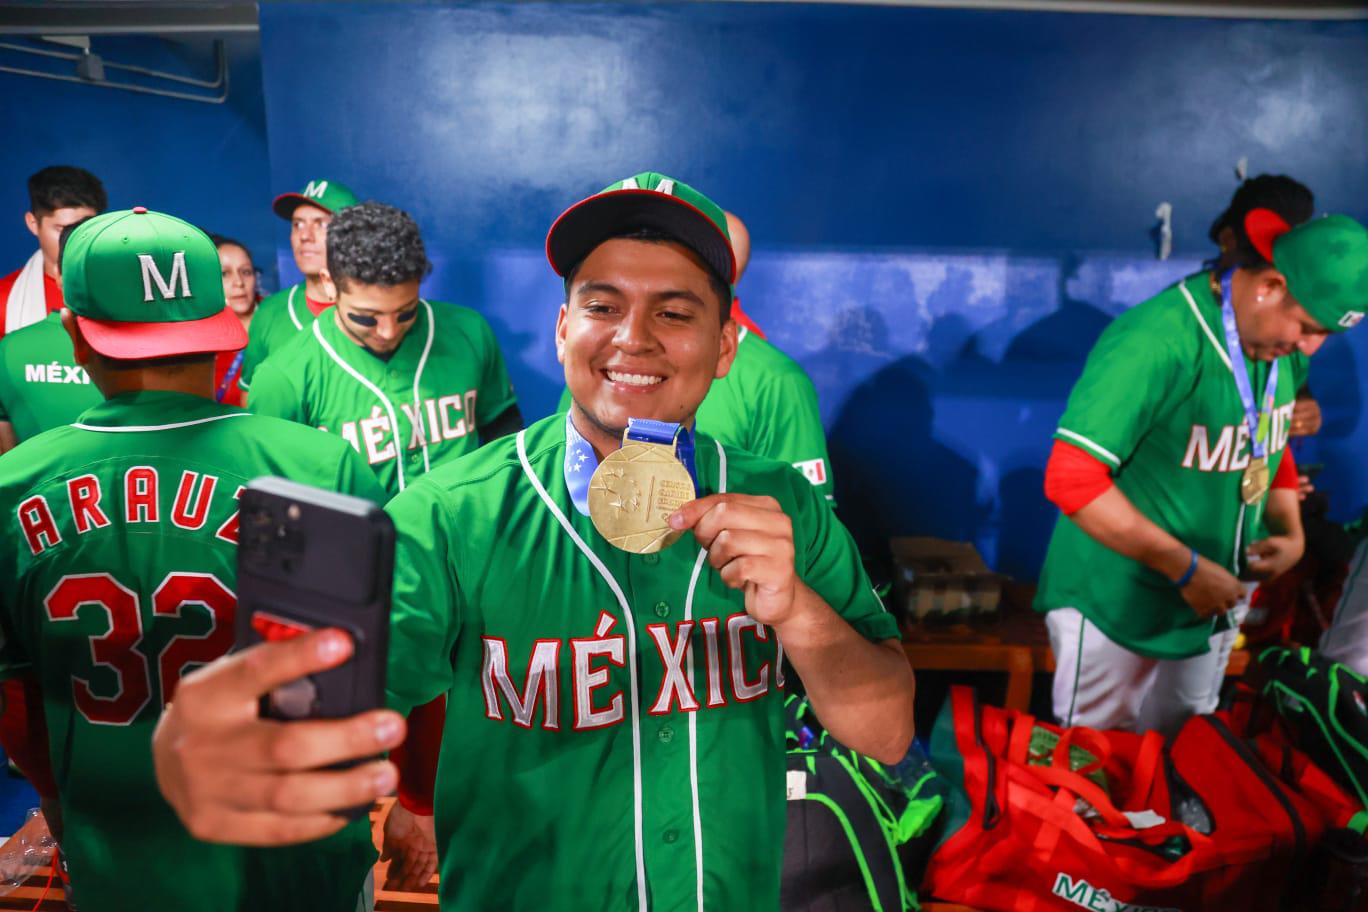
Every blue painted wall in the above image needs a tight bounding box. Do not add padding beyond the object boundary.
[0,34,276,289]
[4,6,1363,582]
[258,2,1368,579]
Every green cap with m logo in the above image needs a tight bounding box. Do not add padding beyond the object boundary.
[62,207,247,359]
[272,178,359,220]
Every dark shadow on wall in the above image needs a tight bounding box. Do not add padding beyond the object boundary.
[814,307,989,583]
[996,465,1055,580]
[814,268,1115,585]
[1003,253,1114,364]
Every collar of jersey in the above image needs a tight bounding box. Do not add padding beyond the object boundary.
[562,412,704,517]
[316,301,431,372]
[1183,272,1276,386]
[76,390,236,427]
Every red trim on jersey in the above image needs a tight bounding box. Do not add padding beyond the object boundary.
[305,295,330,318]
[1272,447,1298,490]
[0,675,57,801]
[730,298,766,339]
[394,695,445,817]
[1044,439,1114,515]
[0,268,64,341]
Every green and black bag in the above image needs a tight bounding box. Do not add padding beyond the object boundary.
[1245,646,1368,808]
[781,696,945,912]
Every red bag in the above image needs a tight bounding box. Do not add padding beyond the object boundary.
[1224,710,1368,912]
[923,686,1338,911]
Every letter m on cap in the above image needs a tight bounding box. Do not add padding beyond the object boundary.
[139,251,192,302]
[303,180,329,199]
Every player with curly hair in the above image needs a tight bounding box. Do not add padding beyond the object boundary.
[246,201,522,496]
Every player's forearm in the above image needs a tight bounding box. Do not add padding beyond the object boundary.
[1263,489,1305,547]
[1068,486,1194,582]
[0,421,16,454]
[775,586,914,765]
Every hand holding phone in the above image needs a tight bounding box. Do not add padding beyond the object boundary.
[234,477,394,723]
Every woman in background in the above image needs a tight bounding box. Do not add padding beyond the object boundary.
[210,234,259,406]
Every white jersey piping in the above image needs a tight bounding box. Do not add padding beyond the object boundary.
[686,439,727,912]
[311,317,408,491]
[410,300,435,475]
[286,284,303,331]
[73,413,251,433]
[516,429,651,910]
[1178,279,1234,373]
[1054,428,1121,468]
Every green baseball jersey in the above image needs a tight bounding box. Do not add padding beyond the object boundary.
[239,283,318,390]
[0,391,387,912]
[1035,273,1308,658]
[247,300,516,497]
[0,312,101,441]
[557,327,835,501]
[383,413,897,910]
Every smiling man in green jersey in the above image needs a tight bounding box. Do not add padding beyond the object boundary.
[0,207,387,911]
[238,178,358,391]
[1037,209,1368,735]
[247,202,521,495]
[559,208,837,502]
[153,172,916,911]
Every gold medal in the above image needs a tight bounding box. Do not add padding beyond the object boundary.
[1241,456,1269,506]
[588,437,696,553]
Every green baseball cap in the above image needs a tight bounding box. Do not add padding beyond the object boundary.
[546,171,735,284]
[272,178,358,220]
[63,207,247,359]
[1247,209,1368,332]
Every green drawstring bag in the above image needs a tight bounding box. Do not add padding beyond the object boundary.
[781,695,946,912]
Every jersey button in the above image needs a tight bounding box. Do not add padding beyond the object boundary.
[642,552,660,566]
[653,600,670,618]
[657,724,675,744]
[662,829,679,844]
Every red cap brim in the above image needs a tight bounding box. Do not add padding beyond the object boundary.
[77,307,248,360]
[1245,208,1292,263]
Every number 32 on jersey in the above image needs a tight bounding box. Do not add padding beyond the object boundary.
[44,571,235,726]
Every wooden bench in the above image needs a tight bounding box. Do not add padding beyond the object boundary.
[904,607,1250,711]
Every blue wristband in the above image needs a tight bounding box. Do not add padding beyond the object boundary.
[1173,549,1199,588]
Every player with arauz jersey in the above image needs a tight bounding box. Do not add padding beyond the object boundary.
[0,208,388,912]
[246,202,522,496]
[1037,209,1368,735]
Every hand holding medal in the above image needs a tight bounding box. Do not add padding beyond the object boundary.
[667,493,801,628]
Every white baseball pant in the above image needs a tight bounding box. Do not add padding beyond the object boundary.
[1045,591,1251,737]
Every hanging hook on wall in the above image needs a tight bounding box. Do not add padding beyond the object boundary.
[1154,201,1173,261]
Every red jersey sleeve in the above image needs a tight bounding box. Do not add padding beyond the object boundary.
[1272,447,1298,491]
[1044,439,1114,515]
[393,695,445,816]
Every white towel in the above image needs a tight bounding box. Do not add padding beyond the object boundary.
[5,250,48,335]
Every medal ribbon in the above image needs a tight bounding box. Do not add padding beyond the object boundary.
[563,415,700,516]
[1219,270,1279,461]
[216,350,245,403]
[624,418,699,489]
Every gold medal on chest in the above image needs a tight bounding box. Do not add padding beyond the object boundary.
[588,431,696,554]
[1241,456,1270,506]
